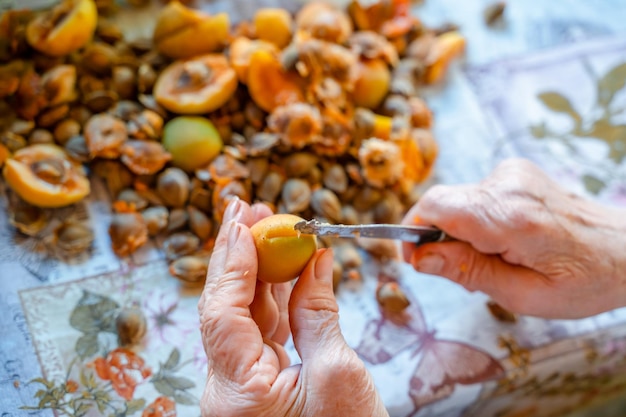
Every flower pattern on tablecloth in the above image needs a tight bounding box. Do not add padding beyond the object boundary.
[19,264,201,416]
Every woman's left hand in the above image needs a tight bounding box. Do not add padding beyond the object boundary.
[197,198,389,417]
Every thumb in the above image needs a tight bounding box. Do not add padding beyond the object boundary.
[409,241,551,316]
[288,248,350,361]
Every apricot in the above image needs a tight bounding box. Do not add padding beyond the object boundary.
[250,214,317,284]
[162,116,223,171]
[295,2,352,44]
[247,49,304,112]
[254,8,293,49]
[348,0,394,31]
[372,114,393,140]
[424,31,466,84]
[0,144,9,167]
[229,37,279,83]
[154,54,238,114]
[26,0,97,57]
[352,59,391,109]
[153,2,229,59]
[2,144,90,208]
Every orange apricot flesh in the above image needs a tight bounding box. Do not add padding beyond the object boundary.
[3,144,90,207]
[154,54,238,114]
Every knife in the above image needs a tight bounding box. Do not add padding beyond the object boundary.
[294,219,447,245]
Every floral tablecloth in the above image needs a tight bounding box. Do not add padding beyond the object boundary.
[2,1,626,416]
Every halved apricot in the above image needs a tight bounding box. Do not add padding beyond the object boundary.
[26,0,97,57]
[229,37,279,83]
[154,54,238,114]
[0,143,9,167]
[424,31,466,84]
[2,144,90,207]
[254,8,293,49]
[352,58,391,109]
[250,214,317,283]
[247,49,304,112]
[296,2,352,44]
[153,2,229,59]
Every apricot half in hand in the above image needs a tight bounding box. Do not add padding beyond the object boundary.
[153,2,229,59]
[154,54,238,114]
[250,214,317,283]
[2,144,90,208]
[26,0,97,57]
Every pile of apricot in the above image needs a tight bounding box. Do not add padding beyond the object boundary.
[0,0,464,293]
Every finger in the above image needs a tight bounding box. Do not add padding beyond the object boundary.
[288,248,350,361]
[271,282,291,345]
[223,196,256,227]
[198,218,265,379]
[247,201,291,342]
[250,281,280,338]
[408,241,559,317]
[251,202,274,222]
[263,337,291,370]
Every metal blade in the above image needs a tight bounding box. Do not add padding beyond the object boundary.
[294,219,446,244]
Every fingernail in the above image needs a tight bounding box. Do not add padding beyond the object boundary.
[223,197,242,222]
[227,220,241,248]
[314,248,334,282]
[412,252,445,274]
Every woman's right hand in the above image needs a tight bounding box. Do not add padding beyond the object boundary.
[402,158,626,319]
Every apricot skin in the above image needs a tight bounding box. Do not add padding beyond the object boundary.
[26,0,97,57]
[247,50,304,112]
[162,116,223,172]
[154,2,229,59]
[352,59,390,109]
[250,214,317,284]
[254,8,293,49]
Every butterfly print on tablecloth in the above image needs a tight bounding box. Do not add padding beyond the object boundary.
[355,271,505,417]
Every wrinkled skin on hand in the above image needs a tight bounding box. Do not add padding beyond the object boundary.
[403,158,626,319]
[198,199,388,417]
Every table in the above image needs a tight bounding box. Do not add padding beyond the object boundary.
[2,1,626,416]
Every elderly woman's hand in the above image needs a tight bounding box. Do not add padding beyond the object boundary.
[198,198,388,417]
[403,158,626,319]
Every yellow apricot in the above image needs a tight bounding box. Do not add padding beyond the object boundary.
[153,2,229,59]
[254,8,293,49]
[0,143,9,167]
[229,37,279,83]
[247,49,304,112]
[424,31,466,84]
[250,214,317,284]
[352,59,390,109]
[26,0,97,57]
[372,114,393,140]
[3,144,90,208]
[162,116,223,171]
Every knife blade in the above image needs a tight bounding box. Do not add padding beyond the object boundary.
[294,219,446,245]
